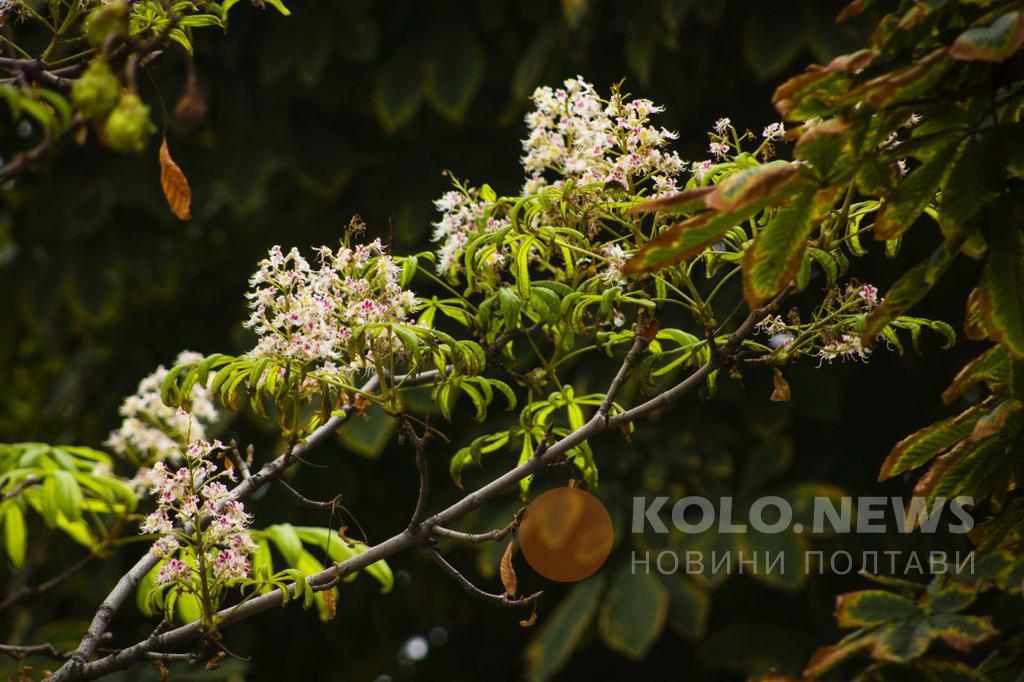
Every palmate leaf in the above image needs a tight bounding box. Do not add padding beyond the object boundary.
[742,189,816,307]
[950,11,1024,63]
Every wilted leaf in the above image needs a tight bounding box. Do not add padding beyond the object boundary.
[770,368,792,402]
[500,539,518,597]
[804,636,875,678]
[873,140,961,240]
[871,620,931,662]
[707,161,803,212]
[835,590,919,628]
[943,345,1010,404]
[742,189,816,306]
[879,405,983,480]
[628,186,715,215]
[159,138,192,221]
[950,11,1024,62]
[794,118,851,181]
[979,226,1024,358]
[969,399,1024,442]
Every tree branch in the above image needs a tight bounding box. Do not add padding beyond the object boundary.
[432,513,521,544]
[50,306,774,681]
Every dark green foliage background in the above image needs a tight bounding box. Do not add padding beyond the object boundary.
[0,1,984,680]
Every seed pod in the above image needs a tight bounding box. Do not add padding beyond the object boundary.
[72,59,120,119]
[84,1,129,47]
[104,93,155,153]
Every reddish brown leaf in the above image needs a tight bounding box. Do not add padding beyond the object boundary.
[159,137,192,221]
[770,368,792,402]
[500,540,518,597]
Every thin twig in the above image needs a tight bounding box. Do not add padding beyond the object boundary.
[0,553,95,610]
[0,642,68,661]
[401,418,434,530]
[425,549,541,608]
[432,511,522,544]
[276,480,343,511]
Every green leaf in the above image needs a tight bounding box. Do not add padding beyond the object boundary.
[742,189,816,306]
[598,569,669,659]
[950,11,1024,62]
[862,242,957,343]
[872,620,932,662]
[526,575,606,682]
[136,560,163,617]
[47,470,84,522]
[263,0,291,16]
[943,345,1010,404]
[928,614,997,651]
[374,48,423,132]
[337,404,397,459]
[835,590,920,627]
[266,524,304,565]
[512,27,556,101]
[662,575,709,639]
[873,140,962,240]
[293,526,393,593]
[175,589,203,623]
[939,134,1004,243]
[3,504,27,567]
[879,405,984,480]
[794,118,852,182]
[424,28,485,122]
[979,226,1024,358]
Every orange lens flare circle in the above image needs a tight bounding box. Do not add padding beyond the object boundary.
[518,487,614,582]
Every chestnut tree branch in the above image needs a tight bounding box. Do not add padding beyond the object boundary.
[49,303,775,681]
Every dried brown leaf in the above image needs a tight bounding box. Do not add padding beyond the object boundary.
[159,137,192,221]
[771,368,792,402]
[500,540,518,597]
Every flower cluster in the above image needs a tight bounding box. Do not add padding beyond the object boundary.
[521,77,685,193]
[817,334,872,365]
[432,78,685,274]
[244,239,418,377]
[753,282,886,365]
[432,189,509,273]
[106,351,220,465]
[139,440,255,588]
